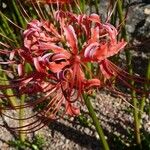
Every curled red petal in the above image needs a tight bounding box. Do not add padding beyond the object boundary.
[64,25,78,54]
[39,43,70,58]
[85,79,101,89]
[65,101,80,116]
[84,42,99,59]
[102,23,118,43]
[48,61,69,73]
[33,57,45,73]
[17,64,24,76]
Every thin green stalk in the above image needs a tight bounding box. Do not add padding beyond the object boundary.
[110,0,120,66]
[18,62,32,142]
[146,59,150,116]
[11,0,25,28]
[0,27,15,48]
[0,66,18,107]
[117,0,127,41]
[18,62,33,141]
[94,0,99,14]
[139,59,150,117]
[83,94,110,150]
[117,0,141,148]
[110,0,117,26]
[0,12,19,47]
[86,62,92,79]
[19,94,26,142]
[79,0,86,13]
[132,91,141,149]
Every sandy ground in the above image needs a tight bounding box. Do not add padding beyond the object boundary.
[0,91,149,150]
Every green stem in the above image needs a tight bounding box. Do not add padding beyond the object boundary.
[94,0,99,14]
[132,91,141,149]
[80,0,86,13]
[0,66,18,107]
[11,0,25,28]
[117,0,141,148]
[146,59,150,116]
[117,0,127,40]
[83,94,110,150]
[0,12,19,47]
[139,59,150,117]
[110,0,118,27]
[19,94,26,142]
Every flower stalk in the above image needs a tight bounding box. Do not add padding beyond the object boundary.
[83,94,110,150]
[0,66,18,107]
[139,59,150,118]
[19,94,26,142]
[11,0,26,28]
[94,0,99,14]
[117,0,142,148]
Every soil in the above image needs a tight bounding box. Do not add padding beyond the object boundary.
[0,91,149,150]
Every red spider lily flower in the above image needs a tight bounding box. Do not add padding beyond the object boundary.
[0,10,149,133]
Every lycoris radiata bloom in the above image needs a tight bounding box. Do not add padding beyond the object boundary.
[0,10,148,133]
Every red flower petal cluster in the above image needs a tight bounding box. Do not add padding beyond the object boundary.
[1,11,147,132]
[19,11,127,116]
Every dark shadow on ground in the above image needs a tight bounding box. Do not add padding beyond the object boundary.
[48,120,101,150]
[47,113,132,150]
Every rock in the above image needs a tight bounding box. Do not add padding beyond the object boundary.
[126,3,150,40]
[144,7,150,15]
